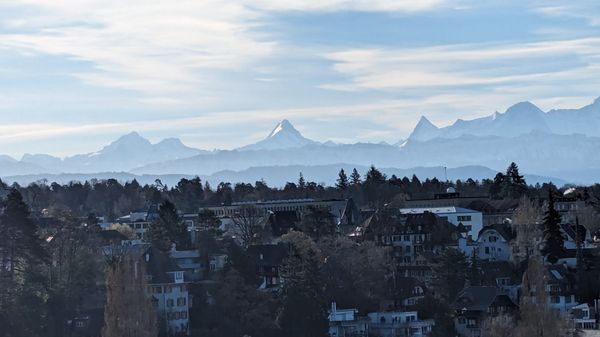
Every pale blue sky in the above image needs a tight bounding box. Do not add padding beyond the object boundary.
[0,0,599,158]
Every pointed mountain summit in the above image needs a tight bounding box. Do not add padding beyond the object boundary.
[407,116,440,142]
[238,119,318,151]
[100,131,154,155]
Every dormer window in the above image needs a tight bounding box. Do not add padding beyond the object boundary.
[259,253,264,260]
[175,271,184,283]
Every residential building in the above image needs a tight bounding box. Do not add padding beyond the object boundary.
[367,310,434,337]
[328,302,369,337]
[570,302,598,330]
[401,206,483,240]
[246,244,288,289]
[476,224,514,261]
[206,198,361,229]
[143,246,191,335]
[451,286,518,337]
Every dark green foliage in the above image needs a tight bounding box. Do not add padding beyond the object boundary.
[468,251,481,286]
[415,295,456,337]
[279,245,328,337]
[192,269,280,337]
[431,248,469,301]
[541,191,565,264]
[350,168,361,185]
[336,169,348,190]
[299,206,337,239]
[148,199,191,251]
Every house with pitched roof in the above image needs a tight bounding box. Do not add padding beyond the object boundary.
[451,286,518,337]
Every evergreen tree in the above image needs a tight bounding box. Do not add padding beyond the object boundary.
[103,256,157,337]
[0,189,46,281]
[490,172,506,199]
[541,191,565,264]
[431,248,468,300]
[503,162,527,198]
[350,168,361,186]
[468,251,481,286]
[279,244,328,337]
[336,169,348,190]
[147,200,191,251]
[298,173,306,189]
[300,206,336,239]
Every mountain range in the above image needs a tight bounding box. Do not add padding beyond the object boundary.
[2,97,600,186]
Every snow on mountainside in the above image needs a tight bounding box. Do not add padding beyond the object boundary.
[406,97,600,142]
[17,132,207,174]
[0,155,52,176]
[238,119,318,151]
[406,116,440,142]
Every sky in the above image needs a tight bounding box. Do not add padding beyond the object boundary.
[0,0,599,158]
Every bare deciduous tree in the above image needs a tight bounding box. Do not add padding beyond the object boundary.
[103,256,157,337]
[232,206,266,247]
[515,257,569,337]
[482,313,515,337]
[512,196,542,262]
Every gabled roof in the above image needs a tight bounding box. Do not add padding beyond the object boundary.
[451,286,517,312]
[481,261,517,285]
[478,223,514,242]
[144,246,185,284]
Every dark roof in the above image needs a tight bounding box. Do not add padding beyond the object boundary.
[451,286,517,312]
[466,199,520,213]
[268,211,300,236]
[481,261,517,285]
[246,244,288,267]
[144,246,184,284]
[478,223,514,241]
[560,223,587,242]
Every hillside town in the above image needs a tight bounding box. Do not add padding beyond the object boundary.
[1,163,600,337]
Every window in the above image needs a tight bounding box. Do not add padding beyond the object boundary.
[165,286,172,293]
[405,246,411,253]
[551,296,560,304]
[154,286,163,294]
[181,311,188,319]
[75,321,85,328]
[167,299,174,307]
[565,296,572,304]
[177,297,187,306]
[489,236,497,242]
[485,247,490,254]
[458,215,472,222]
[458,318,466,324]
[404,235,410,242]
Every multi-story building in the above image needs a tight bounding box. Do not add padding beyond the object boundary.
[328,302,369,337]
[143,246,191,335]
[206,198,361,228]
[367,310,434,337]
[476,224,513,261]
[400,206,483,240]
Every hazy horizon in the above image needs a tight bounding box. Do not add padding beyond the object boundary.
[1,1,600,157]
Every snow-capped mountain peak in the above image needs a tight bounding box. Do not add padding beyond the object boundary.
[503,101,543,117]
[268,119,299,138]
[407,116,440,142]
[238,119,318,151]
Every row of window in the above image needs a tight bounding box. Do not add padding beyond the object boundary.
[457,215,472,222]
[150,284,187,294]
[166,297,187,307]
[167,311,188,321]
